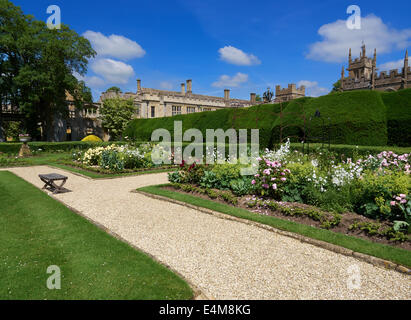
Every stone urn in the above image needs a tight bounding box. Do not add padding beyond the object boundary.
[18,135,32,157]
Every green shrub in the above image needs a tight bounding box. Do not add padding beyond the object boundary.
[349,221,408,242]
[211,164,243,189]
[230,178,254,196]
[81,135,103,142]
[199,170,218,189]
[100,150,124,172]
[352,171,410,221]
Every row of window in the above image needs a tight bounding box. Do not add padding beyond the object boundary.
[169,106,212,117]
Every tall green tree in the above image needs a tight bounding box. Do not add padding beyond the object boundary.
[100,98,136,140]
[330,80,341,93]
[0,0,95,140]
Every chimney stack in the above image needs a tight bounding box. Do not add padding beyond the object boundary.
[250,93,256,104]
[186,79,192,94]
[181,83,186,95]
[224,89,230,100]
[137,79,141,93]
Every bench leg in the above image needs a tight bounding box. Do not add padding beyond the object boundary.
[52,179,67,194]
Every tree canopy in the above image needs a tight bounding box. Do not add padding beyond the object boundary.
[100,97,136,140]
[0,0,95,140]
[330,80,342,94]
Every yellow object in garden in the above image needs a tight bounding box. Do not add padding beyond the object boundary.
[81,135,102,142]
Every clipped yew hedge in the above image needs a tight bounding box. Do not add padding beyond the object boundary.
[381,89,411,147]
[122,89,411,148]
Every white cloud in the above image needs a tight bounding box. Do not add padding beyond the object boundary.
[91,58,135,84]
[73,72,106,89]
[212,72,249,88]
[83,31,146,60]
[298,80,328,97]
[218,46,261,66]
[379,59,404,71]
[307,15,411,63]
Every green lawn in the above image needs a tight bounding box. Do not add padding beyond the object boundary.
[138,184,411,268]
[0,171,193,299]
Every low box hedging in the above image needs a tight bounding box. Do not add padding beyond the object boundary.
[0,141,126,154]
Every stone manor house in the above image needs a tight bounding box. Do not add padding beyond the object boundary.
[58,80,306,141]
[99,79,256,119]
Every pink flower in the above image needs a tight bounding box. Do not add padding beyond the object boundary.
[255,174,260,177]
[272,183,277,190]
[281,177,286,182]
[271,177,276,181]
[396,196,402,201]
[263,184,269,189]
[400,199,407,204]
[390,201,396,206]
[400,194,406,198]
[251,180,256,185]
[263,169,271,175]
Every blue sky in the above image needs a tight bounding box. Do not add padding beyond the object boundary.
[12,0,411,101]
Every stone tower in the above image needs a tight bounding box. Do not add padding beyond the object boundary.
[274,84,305,103]
[347,43,374,80]
[341,43,410,92]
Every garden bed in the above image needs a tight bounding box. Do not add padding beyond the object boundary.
[165,183,411,251]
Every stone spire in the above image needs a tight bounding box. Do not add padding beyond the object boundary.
[371,48,377,90]
[361,42,366,59]
[349,48,352,64]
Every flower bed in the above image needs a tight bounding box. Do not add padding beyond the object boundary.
[72,143,175,173]
[168,140,411,240]
[166,183,410,249]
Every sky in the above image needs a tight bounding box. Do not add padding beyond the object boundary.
[11,0,411,101]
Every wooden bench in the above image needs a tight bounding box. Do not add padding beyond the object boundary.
[39,173,68,194]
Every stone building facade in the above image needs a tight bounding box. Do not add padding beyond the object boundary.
[99,79,255,119]
[274,84,306,103]
[341,44,410,92]
[52,93,104,141]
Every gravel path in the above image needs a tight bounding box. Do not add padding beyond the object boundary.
[2,166,410,299]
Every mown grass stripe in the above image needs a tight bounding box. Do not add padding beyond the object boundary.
[0,172,192,299]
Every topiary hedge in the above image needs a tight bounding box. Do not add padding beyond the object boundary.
[270,91,388,146]
[381,89,411,147]
[122,88,411,148]
[124,103,283,149]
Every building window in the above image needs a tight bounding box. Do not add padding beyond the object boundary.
[187,107,196,114]
[172,106,181,116]
[151,106,155,118]
[86,127,93,135]
[69,110,76,118]
[203,107,212,112]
